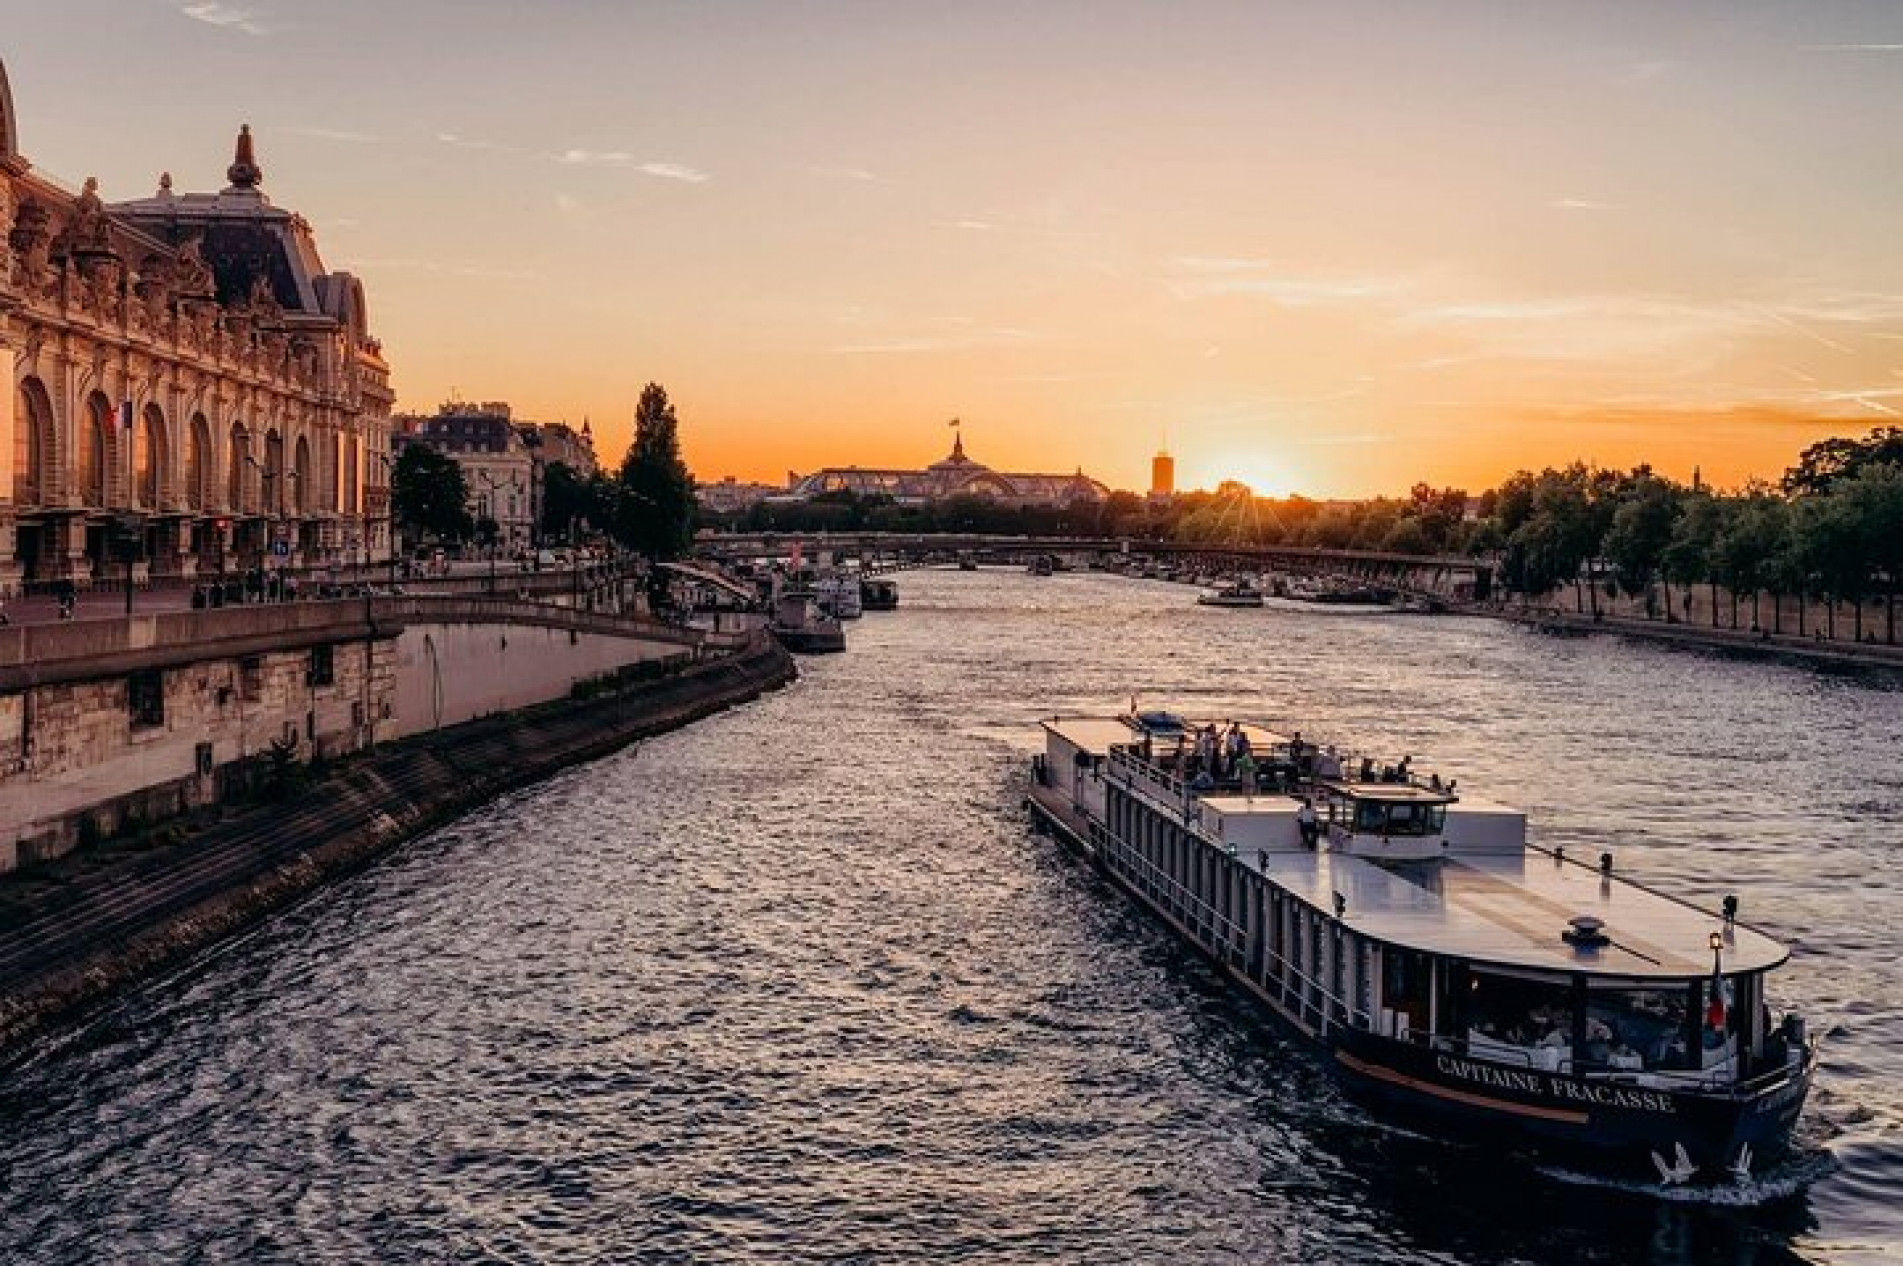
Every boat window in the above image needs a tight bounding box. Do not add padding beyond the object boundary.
[1584,987,1694,1072]
[1465,971,1573,1070]
[1350,800,1448,836]
[1381,948,1431,1037]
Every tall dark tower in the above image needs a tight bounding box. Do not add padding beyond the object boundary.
[1151,448,1175,499]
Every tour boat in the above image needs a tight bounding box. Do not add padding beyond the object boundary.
[1197,579,1265,608]
[1026,710,1816,1185]
[767,590,846,653]
[859,578,900,611]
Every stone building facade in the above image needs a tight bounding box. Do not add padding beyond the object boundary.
[0,58,394,593]
[394,403,536,550]
[775,432,1109,508]
[394,402,600,551]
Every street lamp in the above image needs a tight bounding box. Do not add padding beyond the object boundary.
[475,470,520,594]
[112,512,145,616]
[242,453,277,591]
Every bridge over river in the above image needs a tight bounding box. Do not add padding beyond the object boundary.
[698,531,1493,602]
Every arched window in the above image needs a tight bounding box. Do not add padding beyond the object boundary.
[264,428,285,514]
[186,413,212,511]
[293,435,312,513]
[13,377,55,506]
[228,422,251,512]
[137,404,166,509]
[79,392,112,507]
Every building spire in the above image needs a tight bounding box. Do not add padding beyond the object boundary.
[0,55,17,162]
[225,123,263,191]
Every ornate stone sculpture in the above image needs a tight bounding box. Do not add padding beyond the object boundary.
[174,234,215,299]
[10,199,51,295]
[68,176,112,255]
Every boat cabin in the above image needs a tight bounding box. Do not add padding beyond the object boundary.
[1314,781,1455,859]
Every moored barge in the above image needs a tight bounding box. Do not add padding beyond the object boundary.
[1027,711,1816,1184]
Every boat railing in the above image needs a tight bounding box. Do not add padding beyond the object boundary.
[1106,745,1193,812]
[1091,815,1378,1040]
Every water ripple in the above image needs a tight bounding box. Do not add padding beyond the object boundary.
[2,570,1900,1263]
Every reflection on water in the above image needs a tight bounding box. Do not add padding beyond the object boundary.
[1,570,1898,1264]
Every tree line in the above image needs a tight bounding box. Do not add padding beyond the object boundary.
[392,383,696,560]
[710,426,1903,645]
[1485,428,1903,644]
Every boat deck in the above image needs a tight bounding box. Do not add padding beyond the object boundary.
[1043,715,1787,981]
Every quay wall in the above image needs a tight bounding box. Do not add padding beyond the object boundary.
[0,634,796,1058]
[0,597,727,871]
[388,621,685,739]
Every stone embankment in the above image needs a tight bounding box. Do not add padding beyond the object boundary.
[1487,605,1903,673]
[0,633,795,1058]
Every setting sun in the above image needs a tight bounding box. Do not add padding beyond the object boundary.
[1190,455,1301,499]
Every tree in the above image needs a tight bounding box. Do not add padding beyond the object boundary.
[1836,462,1903,644]
[1787,485,1866,640]
[542,460,597,541]
[1783,427,1903,497]
[616,383,697,559]
[1662,493,1722,625]
[1711,492,1787,631]
[1601,476,1681,618]
[392,444,472,543]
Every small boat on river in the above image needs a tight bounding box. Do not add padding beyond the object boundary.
[1197,579,1265,608]
[768,590,846,653]
[813,574,863,620]
[1026,710,1815,1185]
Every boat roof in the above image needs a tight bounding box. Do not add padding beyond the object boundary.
[1249,843,1786,980]
[1042,716,1788,981]
[1319,780,1455,805]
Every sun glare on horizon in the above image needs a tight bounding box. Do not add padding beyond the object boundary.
[1191,455,1301,500]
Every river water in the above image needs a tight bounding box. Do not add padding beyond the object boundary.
[3,569,1901,1264]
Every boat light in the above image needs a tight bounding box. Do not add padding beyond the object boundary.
[1709,931,1723,953]
[1599,852,1613,875]
[1722,894,1739,927]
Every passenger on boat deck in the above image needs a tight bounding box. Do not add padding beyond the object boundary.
[1359,757,1377,782]
[1235,751,1258,796]
[1297,797,1320,847]
[1315,746,1342,780]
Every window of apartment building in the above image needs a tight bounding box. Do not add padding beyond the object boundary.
[128,669,165,729]
[308,644,335,688]
[240,656,264,702]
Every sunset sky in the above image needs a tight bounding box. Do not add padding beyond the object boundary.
[11,1,1903,496]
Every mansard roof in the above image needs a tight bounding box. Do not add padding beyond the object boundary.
[105,126,375,348]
